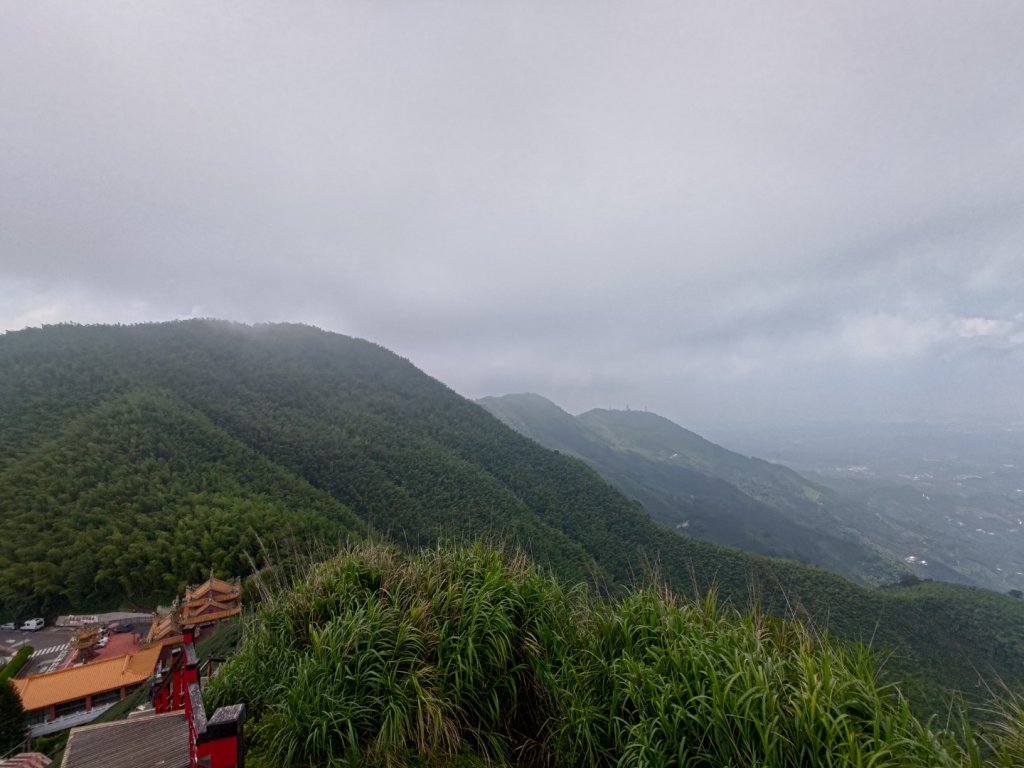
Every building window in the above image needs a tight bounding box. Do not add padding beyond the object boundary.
[92,688,123,707]
[26,709,48,726]
[55,698,87,718]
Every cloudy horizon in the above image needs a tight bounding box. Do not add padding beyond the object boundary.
[2,2,1022,432]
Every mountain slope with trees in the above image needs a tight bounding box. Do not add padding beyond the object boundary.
[1,321,1023,718]
[479,393,899,585]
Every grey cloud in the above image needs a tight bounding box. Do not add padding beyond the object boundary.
[2,1,1022,429]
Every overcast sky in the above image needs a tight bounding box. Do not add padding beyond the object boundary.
[2,2,1022,431]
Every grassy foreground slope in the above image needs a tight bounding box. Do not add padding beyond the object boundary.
[1,321,1023,717]
[205,541,1024,767]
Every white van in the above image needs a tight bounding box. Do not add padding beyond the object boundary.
[20,618,44,632]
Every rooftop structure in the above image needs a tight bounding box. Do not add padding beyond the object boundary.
[58,628,246,768]
[13,643,163,711]
[11,641,173,736]
[70,627,99,652]
[0,754,51,768]
[145,607,182,646]
[60,712,190,768]
[181,571,242,627]
[146,571,242,645]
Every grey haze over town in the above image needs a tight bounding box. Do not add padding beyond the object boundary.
[2,1,1022,435]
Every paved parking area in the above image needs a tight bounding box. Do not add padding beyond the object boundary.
[1,626,76,676]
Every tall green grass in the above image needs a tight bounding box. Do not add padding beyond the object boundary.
[204,542,1024,767]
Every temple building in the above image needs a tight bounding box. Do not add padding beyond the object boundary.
[181,572,242,627]
[59,628,246,768]
[146,601,183,646]
[11,643,169,737]
[10,571,244,761]
[71,626,100,654]
[146,571,242,646]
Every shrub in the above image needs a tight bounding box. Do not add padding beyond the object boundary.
[0,680,26,755]
[0,646,33,682]
[205,541,1017,767]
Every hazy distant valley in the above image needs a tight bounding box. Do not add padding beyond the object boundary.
[481,395,1024,595]
[721,424,1024,594]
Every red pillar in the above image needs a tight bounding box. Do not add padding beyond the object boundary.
[199,704,246,768]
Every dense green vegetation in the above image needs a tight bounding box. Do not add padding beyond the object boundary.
[2,321,1023,721]
[0,387,363,618]
[195,617,243,662]
[0,646,33,683]
[0,321,608,620]
[205,542,1024,767]
[0,680,26,755]
[481,395,1024,596]
[0,652,30,754]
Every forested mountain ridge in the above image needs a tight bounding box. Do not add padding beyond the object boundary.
[479,393,900,585]
[0,321,607,616]
[0,384,366,618]
[1,321,1023,718]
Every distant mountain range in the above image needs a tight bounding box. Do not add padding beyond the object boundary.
[2,321,1023,717]
[479,394,1018,594]
[478,394,904,585]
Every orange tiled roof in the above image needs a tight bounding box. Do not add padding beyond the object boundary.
[146,610,181,645]
[183,597,240,616]
[185,575,240,602]
[180,606,240,626]
[11,643,166,712]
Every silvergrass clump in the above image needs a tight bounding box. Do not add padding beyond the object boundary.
[969,691,1024,768]
[204,541,1021,767]
[549,589,963,767]
[206,540,572,766]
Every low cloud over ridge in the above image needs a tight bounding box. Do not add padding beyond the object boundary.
[2,2,1022,429]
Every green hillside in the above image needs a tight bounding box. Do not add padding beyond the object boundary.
[479,394,899,585]
[1,321,1023,718]
[0,386,364,618]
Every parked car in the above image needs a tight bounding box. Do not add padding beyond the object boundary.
[0,622,15,631]
[20,618,44,631]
